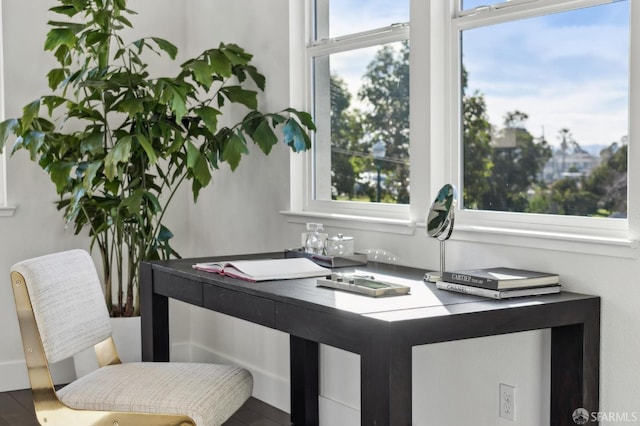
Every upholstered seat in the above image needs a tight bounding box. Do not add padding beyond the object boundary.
[10,249,253,426]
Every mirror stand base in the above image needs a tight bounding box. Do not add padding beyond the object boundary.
[423,272,442,282]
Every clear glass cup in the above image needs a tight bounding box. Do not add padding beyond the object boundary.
[326,233,354,256]
[305,223,326,254]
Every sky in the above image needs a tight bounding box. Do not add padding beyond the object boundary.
[326,0,629,149]
[325,0,409,113]
[462,0,629,149]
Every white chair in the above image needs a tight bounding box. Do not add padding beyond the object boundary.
[10,249,253,426]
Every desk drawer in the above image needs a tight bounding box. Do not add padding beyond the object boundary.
[203,285,276,328]
[154,271,203,306]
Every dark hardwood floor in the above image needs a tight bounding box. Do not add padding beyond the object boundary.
[0,389,290,426]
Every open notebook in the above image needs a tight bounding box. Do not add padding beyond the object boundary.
[192,257,331,282]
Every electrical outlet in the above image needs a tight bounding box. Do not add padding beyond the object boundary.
[499,383,516,421]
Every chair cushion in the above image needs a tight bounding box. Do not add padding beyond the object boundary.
[11,249,112,363]
[57,362,253,426]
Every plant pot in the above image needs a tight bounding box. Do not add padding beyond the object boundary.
[73,316,141,378]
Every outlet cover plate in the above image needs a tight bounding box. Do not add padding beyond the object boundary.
[499,383,516,421]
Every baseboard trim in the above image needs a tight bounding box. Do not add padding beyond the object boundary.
[319,396,360,426]
[0,359,29,391]
[0,357,75,392]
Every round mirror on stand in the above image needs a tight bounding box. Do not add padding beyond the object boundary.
[424,184,457,282]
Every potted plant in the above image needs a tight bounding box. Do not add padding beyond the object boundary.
[0,0,314,321]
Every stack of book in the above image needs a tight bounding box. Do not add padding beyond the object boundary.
[436,267,560,300]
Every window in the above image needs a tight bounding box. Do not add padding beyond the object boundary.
[291,0,636,248]
[307,0,410,213]
[450,0,630,237]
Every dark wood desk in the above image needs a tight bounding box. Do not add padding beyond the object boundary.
[140,253,600,426]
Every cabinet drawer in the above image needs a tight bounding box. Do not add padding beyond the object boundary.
[154,271,203,306]
[203,284,275,328]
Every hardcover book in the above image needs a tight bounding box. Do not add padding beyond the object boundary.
[442,267,559,290]
[192,258,331,282]
[436,281,561,300]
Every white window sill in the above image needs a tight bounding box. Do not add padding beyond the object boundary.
[0,205,17,217]
[452,224,638,259]
[282,210,638,258]
[280,210,416,235]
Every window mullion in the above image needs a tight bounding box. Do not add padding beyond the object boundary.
[455,0,617,28]
[308,25,409,57]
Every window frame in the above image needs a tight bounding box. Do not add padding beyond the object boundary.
[448,0,635,242]
[297,0,412,221]
[288,0,639,253]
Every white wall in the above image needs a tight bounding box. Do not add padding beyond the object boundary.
[0,0,84,390]
[2,1,640,426]
[174,3,640,426]
[0,0,192,390]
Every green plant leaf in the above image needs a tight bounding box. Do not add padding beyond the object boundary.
[0,119,18,153]
[222,132,249,171]
[283,118,311,152]
[115,15,133,28]
[104,136,132,180]
[66,185,86,225]
[120,188,144,215]
[35,118,55,133]
[186,140,199,169]
[193,154,211,187]
[41,96,66,116]
[54,45,71,67]
[135,134,158,165]
[166,130,185,154]
[221,43,252,65]
[206,149,219,170]
[186,60,213,89]
[151,37,178,60]
[194,106,221,134]
[85,30,109,46]
[165,83,188,123]
[246,65,266,91]
[49,5,79,17]
[24,131,46,161]
[82,160,102,192]
[116,98,145,116]
[47,160,73,193]
[285,108,317,131]
[80,132,105,155]
[94,9,110,30]
[252,119,278,155]
[270,114,286,126]
[47,68,67,90]
[207,49,232,77]
[22,99,41,130]
[144,192,162,214]
[47,20,84,31]
[223,86,257,110]
[45,28,77,51]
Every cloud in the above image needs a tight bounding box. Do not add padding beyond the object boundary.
[323,0,629,148]
[463,1,629,147]
[328,0,409,37]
